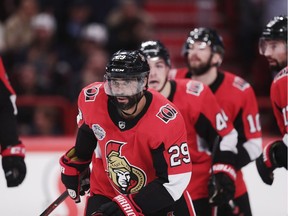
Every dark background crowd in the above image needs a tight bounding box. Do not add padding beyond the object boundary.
[0,0,286,136]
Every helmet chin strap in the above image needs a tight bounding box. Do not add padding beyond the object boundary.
[158,77,168,93]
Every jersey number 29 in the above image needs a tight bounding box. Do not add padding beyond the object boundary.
[168,143,191,167]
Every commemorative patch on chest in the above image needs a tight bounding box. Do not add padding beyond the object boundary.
[92,124,106,140]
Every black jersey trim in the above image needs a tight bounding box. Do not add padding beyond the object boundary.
[209,71,224,93]
[168,80,177,102]
[108,91,153,131]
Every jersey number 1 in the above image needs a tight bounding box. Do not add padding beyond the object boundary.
[247,114,261,133]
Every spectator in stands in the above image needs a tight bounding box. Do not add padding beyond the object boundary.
[69,49,109,102]
[30,105,63,135]
[4,0,38,52]
[14,12,70,97]
[12,62,48,96]
[80,50,108,88]
[65,0,93,47]
[11,62,49,136]
[106,0,154,54]
[79,23,108,55]
[65,23,109,102]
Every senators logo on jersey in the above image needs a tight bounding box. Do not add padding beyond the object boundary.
[84,84,101,101]
[105,140,146,194]
[156,104,178,123]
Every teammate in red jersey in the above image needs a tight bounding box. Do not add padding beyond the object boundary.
[140,40,239,216]
[59,50,196,216]
[171,28,263,215]
[0,58,26,187]
[256,15,287,185]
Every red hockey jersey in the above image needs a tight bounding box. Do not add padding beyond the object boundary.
[172,68,262,198]
[76,82,194,214]
[168,79,237,199]
[270,66,288,140]
[0,58,15,95]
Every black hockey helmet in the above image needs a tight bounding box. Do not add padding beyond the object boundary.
[140,40,171,67]
[104,50,150,97]
[260,16,287,41]
[182,27,225,57]
[259,16,287,55]
[105,49,150,78]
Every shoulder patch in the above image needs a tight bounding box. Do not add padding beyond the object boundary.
[186,80,204,96]
[232,76,250,91]
[274,67,288,82]
[156,104,178,123]
[84,84,101,102]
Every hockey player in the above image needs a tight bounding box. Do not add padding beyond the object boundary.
[59,50,196,215]
[0,58,26,187]
[256,15,287,185]
[171,28,263,215]
[140,40,239,216]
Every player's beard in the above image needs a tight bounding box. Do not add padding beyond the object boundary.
[109,92,144,114]
[188,54,213,76]
[269,59,287,74]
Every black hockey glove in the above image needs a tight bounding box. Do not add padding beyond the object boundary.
[256,140,287,185]
[92,195,144,216]
[1,144,26,187]
[208,164,236,206]
[60,147,91,203]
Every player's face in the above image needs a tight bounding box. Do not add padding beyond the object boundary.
[104,75,147,111]
[147,57,169,91]
[259,39,287,71]
[104,76,145,97]
[186,41,213,75]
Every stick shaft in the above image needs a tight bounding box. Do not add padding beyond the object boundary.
[40,191,69,216]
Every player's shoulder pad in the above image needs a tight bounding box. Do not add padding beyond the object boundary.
[273,66,288,83]
[81,82,103,102]
[232,75,250,91]
[185,79,205,96]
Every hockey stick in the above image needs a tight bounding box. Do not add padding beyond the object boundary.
[40,190,69,216]
[39,169,89,216]
[209,136,241,215]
